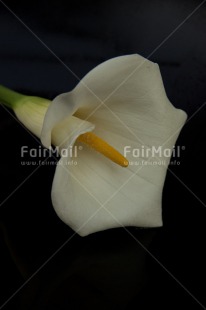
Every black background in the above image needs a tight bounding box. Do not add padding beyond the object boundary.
[0,0,206,309]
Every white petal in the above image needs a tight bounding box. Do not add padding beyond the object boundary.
[41,92,78,148]
[52,104,186,236]
[74,54,178,117]
[41,54,167,147]
[52,150,162,237]
[48,54,187,236]
[52,116,95,152]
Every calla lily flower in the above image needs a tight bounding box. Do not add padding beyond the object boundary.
[0,54,187,236]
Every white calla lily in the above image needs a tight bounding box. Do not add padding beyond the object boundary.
[41,54,187,236]
[0,54,187,237]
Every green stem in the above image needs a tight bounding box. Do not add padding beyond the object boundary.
[0,85,26,109]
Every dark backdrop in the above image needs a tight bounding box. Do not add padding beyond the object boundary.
[0,0,206,309]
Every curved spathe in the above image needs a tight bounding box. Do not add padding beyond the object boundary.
[41,54,187,236]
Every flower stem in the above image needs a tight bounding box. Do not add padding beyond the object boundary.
[0,85,26,109]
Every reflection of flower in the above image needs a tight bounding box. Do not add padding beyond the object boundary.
[0,54,187,236]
